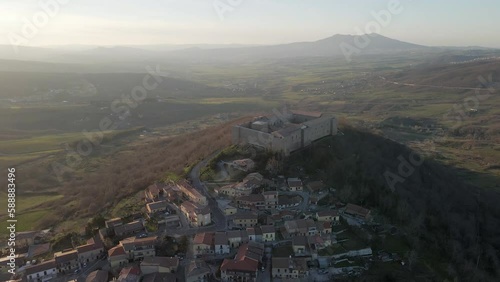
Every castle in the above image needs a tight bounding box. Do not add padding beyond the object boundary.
[232,110,337,155]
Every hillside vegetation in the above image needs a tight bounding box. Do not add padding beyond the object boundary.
[0,117,250,235]
[286,126,500,281]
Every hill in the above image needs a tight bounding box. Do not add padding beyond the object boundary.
[286,126,500,281]
[0,71,240,100]
[388,59,500,89]
[166,33,432,62]
[0,34,435,64]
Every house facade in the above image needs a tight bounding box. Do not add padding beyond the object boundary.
[272,257,309,279]
[177,181,207,206]
[214,232,230,255]
[263,191,279,209]
[185,260,210,282]
[316,210,340,222]
[232,212,258,228]
[108,245,127,268]
[25,259,57,282]
[120,236,157,261]
[146,200,167,214]
[260,225,276,242]
[76,237,105,267]
[220,242,264,282]
[193,232,214,256]
[54,249,78,274]
[180,201,211,227]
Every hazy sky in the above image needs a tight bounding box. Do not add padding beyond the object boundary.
[1,0,499,47]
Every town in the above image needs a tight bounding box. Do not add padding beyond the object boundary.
[5,112,407,281]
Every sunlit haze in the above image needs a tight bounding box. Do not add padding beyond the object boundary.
[1,0,499,47]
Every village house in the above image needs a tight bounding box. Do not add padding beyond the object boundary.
[306,180,326,194]
[277,195,302,209]
[185,260,211,282]
[177,181,207,206]
[263,191,279,209]
[218,201,238,216]
[316,210,340,222]
[54,249,79,274]
[287,177,303,191]
[271,210,295,223]
[105,217,123,229]
[283,219,317,238]
[146,200,168,215]
[108,245,127,268]
[271,257,309,279]
[114,220,144,237]
[140,256,179,274]
[321,221,332,234]
[145,183,163,202]
[24,259,57,282]
[220,241,264,282]
[227,230,248,248]
[292,236,309,256]
[142,272,178,282]
[235,194,265,210]
[164,214,181,227]
[344,203,371,221]
[260,225,276,242]
[76,236,105,267]
[218,173,263,197]
[162,182,182,202]
[214,232,230,255]
[246,227,263,243]
[264,215,275,226]
[120,236,157,261]
[309,234,332,250]
[180,201,211,227]
[193,232,214,256]
[117,266,141,282]
[85,270,108,282]
[232,211,258,228]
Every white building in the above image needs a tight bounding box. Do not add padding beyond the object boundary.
[25,259,57,282]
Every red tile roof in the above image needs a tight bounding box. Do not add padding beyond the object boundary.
[108,245,126,257]
[193,232,214,246]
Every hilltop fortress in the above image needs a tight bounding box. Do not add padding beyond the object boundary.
[232,110,338,155]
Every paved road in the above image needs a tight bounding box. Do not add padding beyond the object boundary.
[154,150,227,238]
[280,190,310,212]
[188,150,226,232]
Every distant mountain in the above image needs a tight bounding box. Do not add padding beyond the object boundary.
[0,45,61,61]
[1,34,496,64]
[165,33,433,61]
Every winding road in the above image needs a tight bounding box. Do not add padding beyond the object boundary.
[156,150,226,239]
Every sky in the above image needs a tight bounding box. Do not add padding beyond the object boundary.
[1,0,499,47]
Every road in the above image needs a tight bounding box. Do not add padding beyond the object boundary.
[279,190,310,212]
[153,150,227,238]
[188,150,227,233]
[379,76,495,91]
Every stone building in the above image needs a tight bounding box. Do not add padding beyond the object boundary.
[232,110,337,155]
